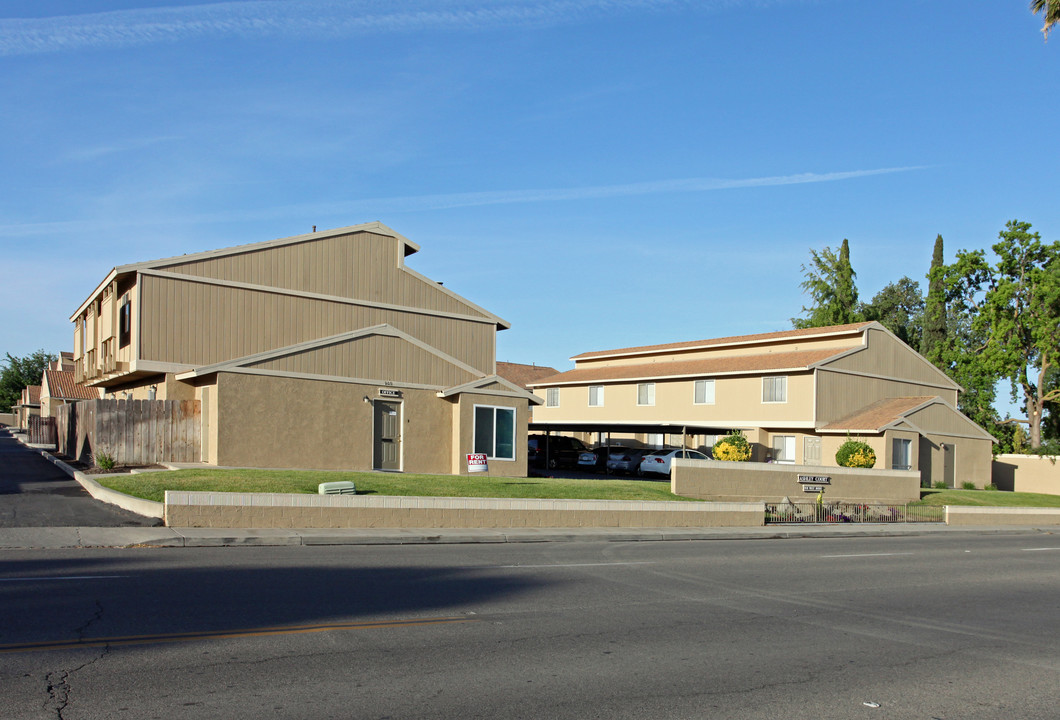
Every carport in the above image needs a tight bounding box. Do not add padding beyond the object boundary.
[528,421,731,469]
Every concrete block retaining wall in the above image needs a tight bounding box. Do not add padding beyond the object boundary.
[945,506,1060,526]
[164,491,766,529]
[672,458,921,505]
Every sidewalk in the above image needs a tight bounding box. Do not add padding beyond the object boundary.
[0,523,1049,549]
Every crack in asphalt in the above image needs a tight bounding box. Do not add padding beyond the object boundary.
[43,600,110,719]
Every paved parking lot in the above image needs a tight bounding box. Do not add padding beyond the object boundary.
[0,428,158,527]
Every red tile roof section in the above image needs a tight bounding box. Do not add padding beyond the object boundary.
[495,362,560,390]
[44,370,101,401]
[820,396,936,432]
[24,385,41,404]
[532,347,857,386]
[571,322,874,361]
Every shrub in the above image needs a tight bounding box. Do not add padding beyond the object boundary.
[712,431,751,462]
[835,439,876,468]
[984,483,998,491]
[94,451,116,471]
[961,481,977,490]
[932,480,947,489]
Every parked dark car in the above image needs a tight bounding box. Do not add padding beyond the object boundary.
[528,435,590,469]
[578,445,638,473]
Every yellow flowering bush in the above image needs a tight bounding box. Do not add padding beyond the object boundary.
[712,431,751,462]
[836,440,876,468]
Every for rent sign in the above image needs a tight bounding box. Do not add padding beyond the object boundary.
[466,453,489,473]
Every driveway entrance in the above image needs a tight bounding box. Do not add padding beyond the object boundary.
[0,429,156,527]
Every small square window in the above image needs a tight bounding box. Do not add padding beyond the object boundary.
[694,379,715,405]
[762,376,787,403]
[589,385,604,407]
[637,383,655,406]
[546,388,559,407]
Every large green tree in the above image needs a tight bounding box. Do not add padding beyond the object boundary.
[941,220,1060,448]
[1031,0,1060,38]
[0,350,56,413]
[792,238,861,329]
[921,234,947,364]
[860,276,924,348]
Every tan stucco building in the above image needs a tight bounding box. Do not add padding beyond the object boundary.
[530,322,996,487]
[71,222,540,475]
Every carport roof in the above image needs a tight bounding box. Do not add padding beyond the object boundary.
[529,421,730,435]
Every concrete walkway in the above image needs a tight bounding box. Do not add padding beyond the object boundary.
[0,523,1050,549]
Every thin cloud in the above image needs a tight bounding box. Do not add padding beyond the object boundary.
[0,0,778,57]
[0,166,924,238]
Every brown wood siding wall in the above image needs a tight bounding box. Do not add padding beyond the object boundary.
[247,335,478,387]
[823,329,954,390]
[816,371,957,425]
[56,399,200,465]
[157,232,489,319]
[139,274,495,374]
[906,403,984,437]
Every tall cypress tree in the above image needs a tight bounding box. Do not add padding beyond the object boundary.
[921,234,947,363]
[835,238,858,323]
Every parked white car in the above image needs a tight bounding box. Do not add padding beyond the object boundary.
[638,449,710,477]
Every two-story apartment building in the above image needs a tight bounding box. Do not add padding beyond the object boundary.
[71,222,540,475]
[529,322,995,487]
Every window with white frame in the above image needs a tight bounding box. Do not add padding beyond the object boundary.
[637,383,655,406]
[589,385,604,407]
[546,387,559,407]
[762,376,787,403]
[474,405,515,460]
[694,379,715,405]
[771,435,796,463]
[892,438,912,470]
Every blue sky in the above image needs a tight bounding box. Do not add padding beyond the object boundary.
[1,1,1056,416]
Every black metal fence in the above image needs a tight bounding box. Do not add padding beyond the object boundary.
[766,502,944,524]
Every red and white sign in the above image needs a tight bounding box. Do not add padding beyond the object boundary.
[466,453,489,473]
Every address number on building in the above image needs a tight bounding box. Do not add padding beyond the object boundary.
[802,485,826,493]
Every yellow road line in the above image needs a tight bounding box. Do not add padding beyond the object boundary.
[0,616,473,654]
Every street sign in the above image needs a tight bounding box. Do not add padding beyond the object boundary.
[466,453,488,473]
[797,474,831,485]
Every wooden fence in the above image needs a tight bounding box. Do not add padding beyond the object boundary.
[28,415,58,445]
[57,399,200,466]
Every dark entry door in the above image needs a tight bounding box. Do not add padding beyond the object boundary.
[373,400,401,471]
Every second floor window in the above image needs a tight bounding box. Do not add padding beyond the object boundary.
[762,376,787,403]
[118,297,131,348]
[546,388,560,407]
[637,383,655,406]
[589,385,604,407]
[694,379,715,404]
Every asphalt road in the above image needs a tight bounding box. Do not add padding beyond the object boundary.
[1,533,1058,719]
[0,429,157,528]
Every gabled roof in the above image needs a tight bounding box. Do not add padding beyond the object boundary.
[438,375,543,405]
[530,347,856,386]
[22,385,41,405]
[495,362,559,390]
[176,323,481,382]
[72,222,423,321]
[571,322,875,362]
[43,370,101,401]
[819,397,938,433]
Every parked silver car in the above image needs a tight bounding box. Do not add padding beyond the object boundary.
[605,447,653,475]
[578,445,638,473]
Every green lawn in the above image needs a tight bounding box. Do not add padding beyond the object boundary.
[96,468,1060,508]
[97,468,700,504]
[913,488,1060,507]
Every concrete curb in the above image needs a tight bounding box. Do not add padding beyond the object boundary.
[29,443,165,519]
[0,524,1051,550]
